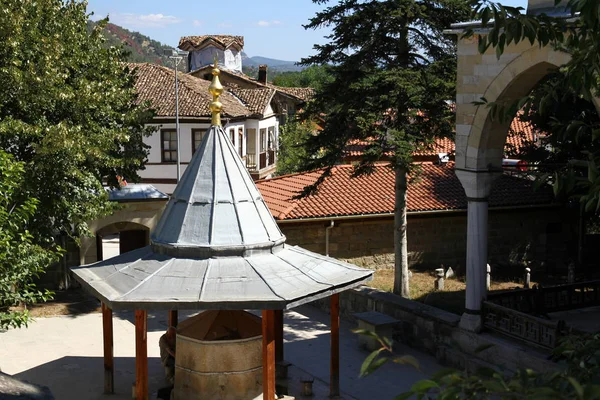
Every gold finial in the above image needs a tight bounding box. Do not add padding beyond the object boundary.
[208,55,223,126]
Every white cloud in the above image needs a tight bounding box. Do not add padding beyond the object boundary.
[111,13,182,29]
[257,20,283,27]
[193,19,203,27]
[218,22,232,28]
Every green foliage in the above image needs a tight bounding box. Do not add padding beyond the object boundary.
[276,120,316,176]
[0,151,60,329]
[359,331,600,400]
[0,0,156,242]
[272,65,333,90]
[300,0,469,296]
[301,0,470,173]
[468,0,600,213]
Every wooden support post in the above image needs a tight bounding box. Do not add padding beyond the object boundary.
[168,310,178,328]
[274,309,284,363]
[102,303,114,394]
[330,293,340,397]
[262,310,276,400]
[135,310,148,400]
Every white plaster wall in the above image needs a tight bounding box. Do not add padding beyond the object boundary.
[190,47,242,73]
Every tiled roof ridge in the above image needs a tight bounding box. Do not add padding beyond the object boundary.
[256,162,554,220]
[179,35,244,51]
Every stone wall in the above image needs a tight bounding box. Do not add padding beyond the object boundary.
[280,206,573,272]
[310,286,556,373]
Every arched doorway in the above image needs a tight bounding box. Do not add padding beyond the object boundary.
[96,222,150,261]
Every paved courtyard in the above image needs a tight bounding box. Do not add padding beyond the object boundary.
[0,304,442,399]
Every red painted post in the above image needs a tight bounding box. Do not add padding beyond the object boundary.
[330,294,340,397]
[274,309,284,362]
[262,310,276,400]
[135,310,148,400]
[102,303,114,394]
[168,310,178,328]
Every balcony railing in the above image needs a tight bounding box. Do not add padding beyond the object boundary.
[246,151,276,172]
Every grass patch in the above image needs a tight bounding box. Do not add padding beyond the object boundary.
[370,269,529,315]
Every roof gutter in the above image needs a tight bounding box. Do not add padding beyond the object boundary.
[275,203,561,224]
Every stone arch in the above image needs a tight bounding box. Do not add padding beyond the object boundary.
[79,200,167,265]
[456,45,571,171]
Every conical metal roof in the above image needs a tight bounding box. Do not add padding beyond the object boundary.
[70,60,372,311]
[151,125,285,258]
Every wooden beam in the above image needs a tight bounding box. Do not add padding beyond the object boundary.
[274,309,284,363]
[262,310,276,400]
[135,310,148,400]
[330,293,340,397]
[101,303,114,394]
[168,310,178,328]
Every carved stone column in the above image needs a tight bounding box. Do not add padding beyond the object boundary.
[455,169,501,332]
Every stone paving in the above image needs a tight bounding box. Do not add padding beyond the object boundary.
[0,305,442,400]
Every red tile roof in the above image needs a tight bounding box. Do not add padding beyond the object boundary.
[127,63,249,118]
[228,87,275,115]
[343,117,538,159]
[256,163,554,220]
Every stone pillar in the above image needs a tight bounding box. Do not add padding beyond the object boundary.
[455,169,501,332]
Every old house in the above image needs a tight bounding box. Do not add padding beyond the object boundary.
[128,35,313,194]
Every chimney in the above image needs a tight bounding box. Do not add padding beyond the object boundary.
[258,65,268,84]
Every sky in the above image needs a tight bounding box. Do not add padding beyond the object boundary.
[86,0,529,62]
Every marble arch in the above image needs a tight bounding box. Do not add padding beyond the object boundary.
[449,2,576,331]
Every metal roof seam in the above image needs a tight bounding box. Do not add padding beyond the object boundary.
[274,249,334,288]
[208,128,218,244]
[116,257,175,300]
[244,258,286,302]
[220,126,246,245]
[288,246,373,272]
[102,247,153,281]
[198,258,212,302]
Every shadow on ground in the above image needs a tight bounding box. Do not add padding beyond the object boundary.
[14,356,165,400]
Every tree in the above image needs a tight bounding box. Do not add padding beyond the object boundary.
[277,120,317,176]
[0,0,155,244]
[0,151,59,329]
[300,0,470,297]
[468,0,600,213]
[272,65,333,90]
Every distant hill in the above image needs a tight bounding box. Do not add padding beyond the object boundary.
[88,20,178,66]
[89,21,304,75]
[242,53,303,72]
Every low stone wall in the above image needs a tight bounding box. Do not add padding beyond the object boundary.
[281,206,573,272]
[311,286,557,373]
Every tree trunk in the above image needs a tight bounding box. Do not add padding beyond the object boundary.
[393,167,410,298]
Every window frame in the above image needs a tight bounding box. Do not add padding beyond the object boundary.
[191,128,206,154]
[160,129,178,163]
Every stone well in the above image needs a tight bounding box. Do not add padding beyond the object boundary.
[174,310,263,400]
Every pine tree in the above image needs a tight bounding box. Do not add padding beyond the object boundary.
[300,0,470,297]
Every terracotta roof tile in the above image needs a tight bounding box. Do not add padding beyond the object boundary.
[127,63,248,118]
[256,163,554,220]
[178,35,244,51]
[267,85,315,102]
[344,117,538,159]
[228,87,275,115]
[189,66,313,102]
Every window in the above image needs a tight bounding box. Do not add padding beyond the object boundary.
[229,128,235,144]
[161,129,177,162]
[259,128,267,152]
[192,129,206,154]
[267,126,275,150]
[238,127,244,156]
